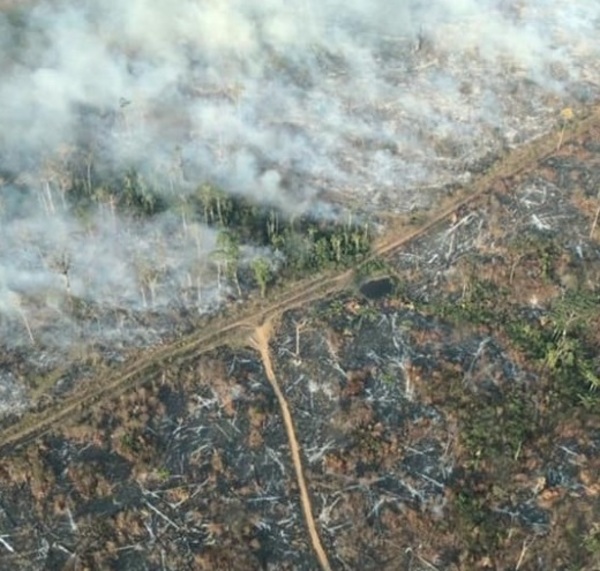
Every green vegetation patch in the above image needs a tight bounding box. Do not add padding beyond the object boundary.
[419,251,600,412]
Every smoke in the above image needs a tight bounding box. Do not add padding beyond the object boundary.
[0,0,599,350]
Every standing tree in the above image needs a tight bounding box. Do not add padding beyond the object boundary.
[266,209,279,245]
[215,230,242,296]
[251,257,272,298]
[331,234,343,264]
[198,183,216,224]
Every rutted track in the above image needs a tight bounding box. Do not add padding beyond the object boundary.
[1,104,599,455]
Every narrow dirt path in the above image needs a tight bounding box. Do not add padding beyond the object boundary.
[250,321,333,571]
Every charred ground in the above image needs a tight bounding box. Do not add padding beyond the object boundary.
[0,112,599,570]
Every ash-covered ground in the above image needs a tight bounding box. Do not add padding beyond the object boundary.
[1,1,600,386]
[0,122,599,569]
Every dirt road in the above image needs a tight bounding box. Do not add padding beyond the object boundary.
[1,103,599,455]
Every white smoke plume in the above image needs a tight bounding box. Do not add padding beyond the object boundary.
[0,0,599,351]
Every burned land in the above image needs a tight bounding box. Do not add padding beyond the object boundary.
[0,109,598,571]
[1,1,600,569]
